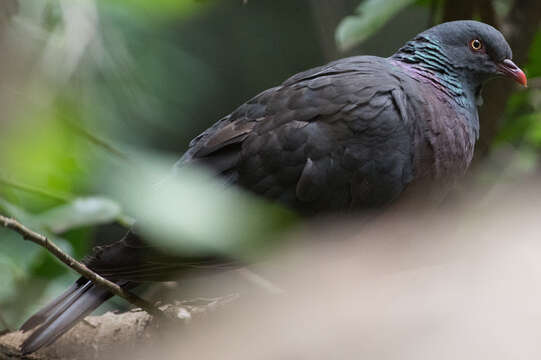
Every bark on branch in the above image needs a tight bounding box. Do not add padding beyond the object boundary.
[0,215,162,318]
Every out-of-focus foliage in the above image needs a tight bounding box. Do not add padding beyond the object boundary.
[35,197,122,233]
[103,154,295,258]
[0,0,320,327]
[496,31,541,151]
[106,0,208,19]
[336,0,417,51]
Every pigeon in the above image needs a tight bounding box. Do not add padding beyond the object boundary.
[19,20,526,354]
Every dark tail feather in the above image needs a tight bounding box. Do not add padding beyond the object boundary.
[20,277,89,332]
[20,277,113,354]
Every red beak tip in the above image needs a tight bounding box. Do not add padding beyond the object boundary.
[516,69,528,88]
[499,59,528,87]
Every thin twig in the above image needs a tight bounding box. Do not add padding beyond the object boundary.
[0,174,73,202]
[65,119,130,161]
[0,214,163,318]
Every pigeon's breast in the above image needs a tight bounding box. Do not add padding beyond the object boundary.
[411,84,477,185]
[391,60,478,186]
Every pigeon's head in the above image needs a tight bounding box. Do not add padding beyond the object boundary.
[422,20,527,87]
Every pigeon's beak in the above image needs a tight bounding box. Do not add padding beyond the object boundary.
[497,59,527,87]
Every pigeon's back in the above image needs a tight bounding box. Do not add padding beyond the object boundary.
[181,55,476,213]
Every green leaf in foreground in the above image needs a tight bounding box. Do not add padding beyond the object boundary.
[36,197,122,233]
[102,153,297,260]
[336,0,417,51]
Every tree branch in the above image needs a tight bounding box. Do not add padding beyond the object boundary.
[0,215,163,318]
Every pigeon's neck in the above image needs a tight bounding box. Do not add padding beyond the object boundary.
[390,35,477,110]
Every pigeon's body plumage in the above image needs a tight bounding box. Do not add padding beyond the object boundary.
[184,56,420,212]
[20,20,526,354]
[182,54,477,212]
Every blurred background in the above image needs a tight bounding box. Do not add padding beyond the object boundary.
[0,0,539,338]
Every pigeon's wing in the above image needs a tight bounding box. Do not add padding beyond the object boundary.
[181,56,416,214]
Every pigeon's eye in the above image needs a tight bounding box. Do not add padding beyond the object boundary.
[470,39,483,51]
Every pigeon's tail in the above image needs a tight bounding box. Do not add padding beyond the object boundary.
[20,277,114,354]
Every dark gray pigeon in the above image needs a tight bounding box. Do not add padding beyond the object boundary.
[19,20,526,354]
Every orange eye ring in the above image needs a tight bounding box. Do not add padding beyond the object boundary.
[470,39,483,51]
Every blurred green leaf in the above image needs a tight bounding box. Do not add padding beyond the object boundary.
[495,112,536,145]
[0,106,92,212]
[36,197,122,233]
[523,112,541,146]
[525,30,541,78]
[336,0,417,51]
[496,85,541,150]
[0,197,37,224]
[102,152,297,259]
[0,250,21,301]
[102,0,211,20]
